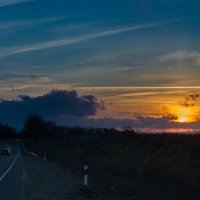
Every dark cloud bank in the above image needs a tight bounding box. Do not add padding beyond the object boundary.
[0,89,104,128]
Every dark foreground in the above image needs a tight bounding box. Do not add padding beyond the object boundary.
[24,133,200,200]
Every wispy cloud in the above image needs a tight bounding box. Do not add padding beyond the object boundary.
[0,0,35,7]
[0,17,64,31]
[117,90,187,98]
[52,65,138,79]
[76,86,200,91]
[0,21,176,58]
[159,50,200,65]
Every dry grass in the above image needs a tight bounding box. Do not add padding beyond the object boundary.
[24,134,200,199]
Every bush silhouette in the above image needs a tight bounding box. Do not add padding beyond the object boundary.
[0,123,17,139]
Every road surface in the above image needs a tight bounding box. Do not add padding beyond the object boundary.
[0,140,96,200]
[0,140,22,200]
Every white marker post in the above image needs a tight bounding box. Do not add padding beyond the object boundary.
[44,153,46,161]
[84,165,88,187]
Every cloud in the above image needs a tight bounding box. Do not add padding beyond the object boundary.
[0,17,64,31]
[159,51,200,65]
[1,88,200,131]
[181,94,200,107]
[58,117,136,129]
[0,21,176,58]
[0,0,35,7]
[0,89,105,128]
[57,115,200,131]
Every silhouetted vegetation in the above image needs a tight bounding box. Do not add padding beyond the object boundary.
[0,114,137,140]
[0,123,17,140]
[20,114,67,139]
[19,114,137,140]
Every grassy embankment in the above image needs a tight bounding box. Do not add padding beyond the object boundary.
[24,133,200,199]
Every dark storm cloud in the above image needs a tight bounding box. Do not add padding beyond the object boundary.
[0,89,105,128]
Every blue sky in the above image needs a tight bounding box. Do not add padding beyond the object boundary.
[0,0,200,128]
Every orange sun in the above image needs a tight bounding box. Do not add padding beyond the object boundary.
[178,117,188,123]
[170,105,198,123]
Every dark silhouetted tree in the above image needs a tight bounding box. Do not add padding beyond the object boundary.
[22,114,47,139]
[0,123,17,140]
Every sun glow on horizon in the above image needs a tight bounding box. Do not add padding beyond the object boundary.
[170,105,198,123]
[178,117,188,123]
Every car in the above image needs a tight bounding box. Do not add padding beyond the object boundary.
[0,148,11,156]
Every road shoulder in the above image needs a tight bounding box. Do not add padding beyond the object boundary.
[20,154,96,200]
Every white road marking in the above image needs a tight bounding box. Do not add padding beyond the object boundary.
[30,152,38,157]
[0,154,20,181]
[23,144,38,157]
[22,144,30,154]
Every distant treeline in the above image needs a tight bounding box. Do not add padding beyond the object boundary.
[0,114,137,140]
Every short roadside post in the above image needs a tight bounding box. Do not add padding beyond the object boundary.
[84,165,88,187]
[44,153,47,161]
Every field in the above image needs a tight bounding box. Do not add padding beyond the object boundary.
[24,133,200,200]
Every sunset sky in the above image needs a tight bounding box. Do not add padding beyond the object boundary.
[0,0,200,129]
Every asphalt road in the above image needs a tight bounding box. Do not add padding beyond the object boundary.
[0,140,22,200]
